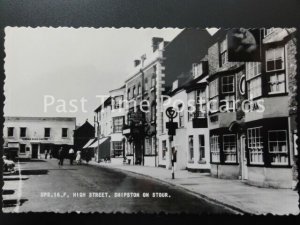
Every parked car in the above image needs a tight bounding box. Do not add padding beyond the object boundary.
[3,156,15,172]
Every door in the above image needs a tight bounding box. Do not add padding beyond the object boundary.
[31,144,39,159]
[240,135,248,180]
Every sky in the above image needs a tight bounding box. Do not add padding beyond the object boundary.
[4,27,218,126]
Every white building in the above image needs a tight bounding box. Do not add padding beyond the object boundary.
[3,116,76,159]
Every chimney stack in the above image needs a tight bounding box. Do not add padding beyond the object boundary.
[134,59,141,67]
[152,37,164,52]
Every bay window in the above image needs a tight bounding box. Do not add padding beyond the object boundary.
[223,134,237,163]
[247,127,264,165]
[210,135,220,163]
[269,73,286,94]
[268,130,288,165]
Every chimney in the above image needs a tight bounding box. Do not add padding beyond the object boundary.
[134,59,141,67]
[152,37,164,52]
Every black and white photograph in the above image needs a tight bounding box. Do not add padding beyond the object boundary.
[1,26,299,215]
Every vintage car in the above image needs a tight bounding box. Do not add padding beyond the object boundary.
[3,156,15,172]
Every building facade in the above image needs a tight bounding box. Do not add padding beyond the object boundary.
[3,116,76,159]
[207,28,297,188]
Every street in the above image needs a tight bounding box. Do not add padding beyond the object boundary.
[3,158,232,214]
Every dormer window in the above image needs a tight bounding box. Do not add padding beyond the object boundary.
[192,63,203,78]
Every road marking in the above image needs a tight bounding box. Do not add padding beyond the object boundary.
[13,161,23,213]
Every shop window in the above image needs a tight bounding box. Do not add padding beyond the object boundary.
[7,127,14,137]
[210,135,220,163]
[247,127,263,165]
[145,138,152,155]
[266,47,285,72]
[269,73,286,94]
[223,134,237,163]
[62,128,68,138]
[44,128,51,138]
[219,38,228,67]
[113,116,123,133]
[268,130,288,165]
[198,135,205,162]
[162,140,167,160]
[188,136,194,162]
[20,127,27,138]
[113,141,123,157]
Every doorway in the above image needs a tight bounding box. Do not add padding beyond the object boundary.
[31,144,39,159]
[240,135,248,180]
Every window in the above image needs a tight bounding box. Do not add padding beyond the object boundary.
[162,140,167,160]
[127,88,131,100]
[20,144,26,153]
[219,38,228,67]
[20,127,26,138]
[113,141,123,157]
[223,134,237,163]
[178,104,184,127]
[246,62,261,80]
[268,130,288,165]
[138,84,142,96]
[151,75,156,88]
[193,63,203,78]
[269,73,286,94]
[210,135,220,163]
[7,127,14,137]
[247,127,263,164]
[264,28,274,36]
[62,128,68,138]
[198,135,205,162]
[152,136,156,154]
[113,116,123,133]
[44,128,51,138]
[133,86,136,97]
[209,79,219,112]
[188,136,194,162]
[144,78,148,91]
[222,75,235,93]
[266,47,285,72]
[196,89,206,117]
[248,77,262,99]
[151,103,156,122]
[114,96,123,109]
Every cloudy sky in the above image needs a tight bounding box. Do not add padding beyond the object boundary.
[4,27,218,125]
[4,27,186,125]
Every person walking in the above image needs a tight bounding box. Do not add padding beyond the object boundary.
[75,150,81,165]
[58,147,64,166]
[45,149,49,159]
[49,149,53,159]
[69,148,75,165]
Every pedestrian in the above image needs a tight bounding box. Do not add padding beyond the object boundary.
[75,150,82,165]
[58,147,64,166]
[69,148,75,165]
[45,149,48,159]
[49,149,53,159]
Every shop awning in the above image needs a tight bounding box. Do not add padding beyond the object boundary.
[89,137,109,148]
[82,138,97,149]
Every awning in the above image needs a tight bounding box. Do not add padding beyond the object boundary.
[82,138,97,149]
[89,137,109,148]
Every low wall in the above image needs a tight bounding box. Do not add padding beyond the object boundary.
[211,164,240,179]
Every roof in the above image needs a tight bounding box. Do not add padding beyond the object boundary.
[5,116,76,122]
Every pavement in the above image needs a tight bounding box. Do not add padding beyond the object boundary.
[2,158,233,214]
[88,161,300,215]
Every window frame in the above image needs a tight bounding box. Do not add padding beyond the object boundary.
[62,128,68,138]
[198,135,205,162]
[223,134,237,163]
[219,38,228,67]
[7,127,14,137]
[268,130,289,166]
[112,141,123,157]
[265,47,285,72]
[20,127,27,138]
[210,135,220,163]
[113,116,124,133]
[247,127,264,165]
[188,135,194,162]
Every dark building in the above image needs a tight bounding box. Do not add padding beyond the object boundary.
[73,120,95,151]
